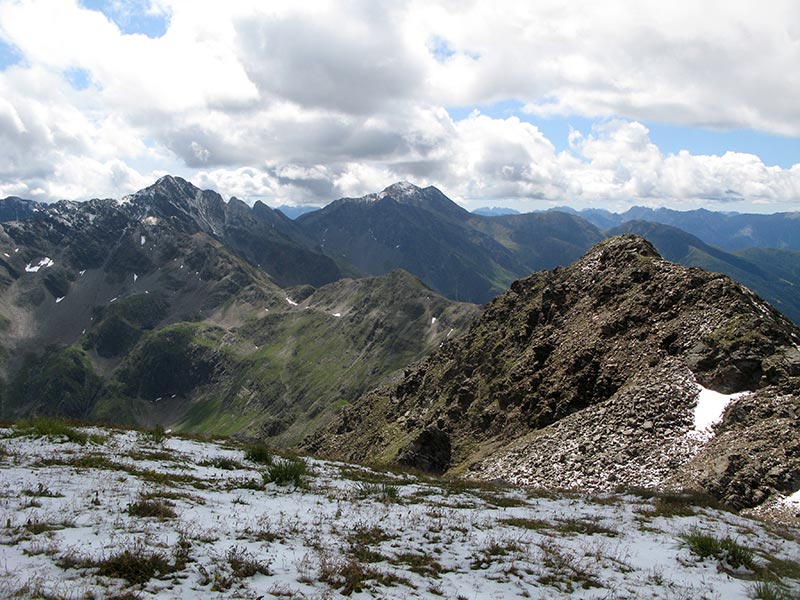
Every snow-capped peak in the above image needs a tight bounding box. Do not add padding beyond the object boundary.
[378,180,422,201]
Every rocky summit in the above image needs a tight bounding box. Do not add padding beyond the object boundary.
[308,235,800,509]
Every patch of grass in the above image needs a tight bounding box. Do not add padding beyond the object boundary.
[243,443,273,465]
[227,476,264,491]
[13,417,88,445]
[474,492,528,508]
[750,581,795,600]
[499,517,552,531]
[353,481,400,502]
[553,518,619,537]
[146,424,167,444]
[22,482,63,498]
[126,449,176,462]
[24,517,74,535]
[764,557,800,580]
[198,546,270,591]
[536,539,602,592]
[127,498,177,519]
[97,547,174,584]
[346,523,393,563]
[263,458,309,486]
[37,454,206,488]
[319,554,409,596]
[37,453,118,470]
[226,545,271,578]
[682,530,755,571]
[59,542,176,585]
[339,465,415,487]
[470,538,524,570]
[393,552,444,577]
[200,456,244,470]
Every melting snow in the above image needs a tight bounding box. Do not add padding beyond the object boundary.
[24,257,54,272]
[140,235,146,246]
[79,269,86,276]
[693,385,750,432]
[55,296,64,303]
[285,297,298,306]
[133,273,138,282]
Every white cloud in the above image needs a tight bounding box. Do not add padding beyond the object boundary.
[0,0,798,211]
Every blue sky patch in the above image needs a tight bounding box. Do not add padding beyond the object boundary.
[80,0,170,38]
[64,67,92,90]
[0,37,22,70]
[447,102,799,168]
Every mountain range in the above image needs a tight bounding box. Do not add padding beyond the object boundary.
[1,176,799,510]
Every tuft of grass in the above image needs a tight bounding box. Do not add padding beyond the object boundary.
[22,482,63,498]
[499,517,552,531]
[393,552,444,577]
[227,476,264,491]
[553,518,619,537]
[682,530,755,571]
[198,546,270,591]
[226,545,271,578]
[354,481,400,502]
[263,458,309,486]
[14,417,88,445]
[127,498,177,519]
[147,424,167,444]
[200,456,244,470]
[59,542,176,585]
[470,538,524,570]
[243,443,273,465]
[24,517,74,535]
[96,547,174,584]
[750,581,795,600]
[536,539,602,592]
[319,554,408,596]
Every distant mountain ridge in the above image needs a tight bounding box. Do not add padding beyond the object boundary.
[558,205,800,251]
[3,179,800,327]
[472,207,521,216]
[296,181,603,303]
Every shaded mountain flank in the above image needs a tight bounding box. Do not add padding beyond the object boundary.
[295,181,603,303]
[307,235,800,509]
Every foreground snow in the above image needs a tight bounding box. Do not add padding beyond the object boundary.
[0,425,798,599]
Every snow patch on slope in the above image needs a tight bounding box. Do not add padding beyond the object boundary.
[25,257,54,272]
[691,385,750,437]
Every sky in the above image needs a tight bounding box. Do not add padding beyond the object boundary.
[0,0,799,213]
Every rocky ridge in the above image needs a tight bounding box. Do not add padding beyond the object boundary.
[308,235,800,508]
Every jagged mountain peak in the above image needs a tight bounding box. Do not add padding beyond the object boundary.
[576,233,662,267]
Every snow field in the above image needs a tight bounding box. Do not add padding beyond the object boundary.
[0,426,798,599]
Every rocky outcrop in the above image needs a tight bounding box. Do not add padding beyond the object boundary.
[309,235,800,508]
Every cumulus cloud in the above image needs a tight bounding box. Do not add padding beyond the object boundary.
[0,0,798,211]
